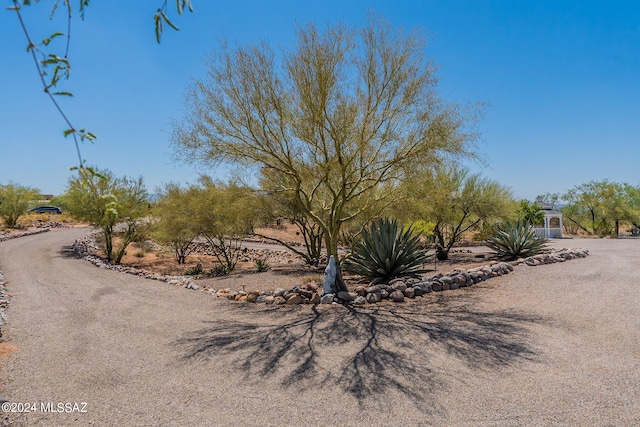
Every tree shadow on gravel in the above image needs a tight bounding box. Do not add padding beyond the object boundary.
[57,244,79,259]
[175,294,547,412]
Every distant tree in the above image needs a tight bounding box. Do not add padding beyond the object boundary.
[258,169,324,265]
[517,200,544,226]
[403,165,513,260]
[621,183,640,231]
[562,180,625,237]
[63,169,149,263]
[172,16,479,290]
[191,179,263,273]
[151,183,201,264]
[0,183,40,228]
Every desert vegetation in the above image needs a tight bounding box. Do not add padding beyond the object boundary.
[4,17,640,288]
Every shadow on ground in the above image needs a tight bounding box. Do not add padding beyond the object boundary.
[176,294,546,412]
[57,243,83,259]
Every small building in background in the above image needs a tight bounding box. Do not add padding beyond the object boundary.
[532,197,563,238]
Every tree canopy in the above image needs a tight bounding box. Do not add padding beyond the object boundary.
[62,169,148,263]
[0,183,40,228]
[173,16,479,258]
[402,164,513,260]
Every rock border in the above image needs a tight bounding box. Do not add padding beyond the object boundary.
[0,228,50,242]
[0,271,8,340]
[72,232,200,290]
[214,248,590,305]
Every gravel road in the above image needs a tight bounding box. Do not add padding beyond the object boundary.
[1,229,639,426]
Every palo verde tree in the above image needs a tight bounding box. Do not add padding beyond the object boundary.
[562,180,626,237]
[63,168,149,263]
[517,200,544,226]
[191,178,263,273]
[172,16,478,278]
[0,183,40,228]
[403,164,513,260]
[151,183,202,264]
[258,168,325,265]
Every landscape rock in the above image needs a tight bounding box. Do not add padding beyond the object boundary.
[390,282,407,292]
[309,293,321,305]
[274,296,286,305]
[366,285,382,294]
[320,294,335,304]
[353,296,366,305]
[286,294,303,305]
[246,291,260,303]
[337,291,357,301]
[366,292,382,304]
[403,287,415,298]
[297,289,314,299]
[388,278,406,287]
[389,290,404,302]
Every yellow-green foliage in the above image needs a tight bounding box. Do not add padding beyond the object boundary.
[403,220,435,238]
[0,183,41,228]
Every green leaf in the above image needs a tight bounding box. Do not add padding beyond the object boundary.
[53,91,73,97]
[154,12,162,43]
[161,11,179,31]
[42,32,64,46]
[63,128,76,137]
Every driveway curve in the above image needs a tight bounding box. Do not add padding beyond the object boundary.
[0,229,639,426]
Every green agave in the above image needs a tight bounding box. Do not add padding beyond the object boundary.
[485,220,548,260]
[343,218,431,284]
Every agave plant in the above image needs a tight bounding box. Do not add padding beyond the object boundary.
[343,218,431,284]
[485,220,548,260]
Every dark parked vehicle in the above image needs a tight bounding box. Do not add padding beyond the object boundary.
[29,206,62,214]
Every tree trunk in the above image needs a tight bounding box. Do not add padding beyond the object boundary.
[103,228,113,262]
[433,226,449,260]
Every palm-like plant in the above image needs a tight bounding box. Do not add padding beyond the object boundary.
[343,218,430,284]
[485,220,548,260]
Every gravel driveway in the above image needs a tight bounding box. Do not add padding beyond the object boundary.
[0,229,639,426]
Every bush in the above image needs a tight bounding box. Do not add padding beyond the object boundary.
[0,183,40,228]
[254,258,271,272]
[185,263,203,276]
[343,218,431,284]
[485,220,548,260]
[208,264,229,276]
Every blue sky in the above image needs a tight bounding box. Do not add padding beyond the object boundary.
[1,1,639,199]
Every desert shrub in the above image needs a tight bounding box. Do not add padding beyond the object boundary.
[185,264,203,275]
[208,264,229,277]
[485,220,548,260]
[343,218,431,284]
[0,183,40,228]
[254,258,271,272]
